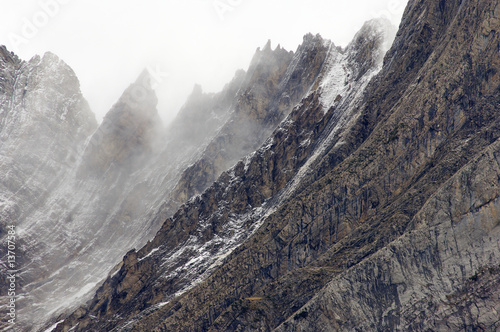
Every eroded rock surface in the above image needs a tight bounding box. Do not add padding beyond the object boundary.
[58,1,500,331]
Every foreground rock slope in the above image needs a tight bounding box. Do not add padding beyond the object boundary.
[58,0,500,331]
[1,21,380,331]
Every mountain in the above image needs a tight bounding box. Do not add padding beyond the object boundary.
[0,48,97,227]
[0,17,394,331]
[0,45,286,330]
[53,18,399,331]
[2,0,499,330]
[53,0,500,331]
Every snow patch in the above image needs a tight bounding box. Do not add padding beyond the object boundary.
[138,247,160,262]
[318,46,351,110]
[42,320,64,332]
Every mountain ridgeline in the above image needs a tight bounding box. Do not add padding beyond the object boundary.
[57,0,500,330]
[1,0,499,331]
[1,15,392,331]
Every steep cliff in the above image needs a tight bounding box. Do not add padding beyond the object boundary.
[0,44,286,331]
[4,0,499,330]
[0,49,97,231]
[57,0,500,331]
[78,70,163,177]
[0,49,99,331]
[55,18,397,332]
[1,27,349,331]
[170,40,300,204]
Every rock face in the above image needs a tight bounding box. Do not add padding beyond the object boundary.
[55,0,500,331]
[0,48,98,258]
[0,49,97,230]
[4,0,500,331]
[275,141,500,331]
[55,18,397,332]
[0,49,98,330]
[170,38,315,204]
[1,27,375,331]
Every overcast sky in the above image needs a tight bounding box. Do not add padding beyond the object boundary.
[0,0,407,124]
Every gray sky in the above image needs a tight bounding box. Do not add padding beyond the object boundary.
[0,0,407,124]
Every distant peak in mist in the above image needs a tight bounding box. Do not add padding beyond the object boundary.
[191,83,203,96]
[263,39,272,51]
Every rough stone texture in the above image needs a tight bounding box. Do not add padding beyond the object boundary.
[20,0,500,330]
[57,0,500,331]
[0,50,97,229]
[55,20,393,332]
[56,88,337,332]
[276,139,500,331]
[0,49,97,236]
[0,49,98,330]
[0,41,309,331]
[273,1,500,330]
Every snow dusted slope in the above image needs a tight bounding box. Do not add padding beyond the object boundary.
[1,21,386,331]
[0,49,97,229]
[0,55,238,331]
[50,0,500,329]
[58,0,500,328]
[319,19,396,109]
[56,19,397,332]
[0,63,240,331]
[276,18,396,208]
[0,49,97,243]
[0,49,98,330]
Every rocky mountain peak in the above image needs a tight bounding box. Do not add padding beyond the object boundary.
[248,39,294,75]
[55,1,500,331]
[344,18,397,80]
[170,83,211,124]
[78,69,162,176]
[301,32,334,54]
[292,32,332,65]
[0,45,20,68]
[352,18,397,49]
[0,46,22,105]
[302,32,325,44]
[117,68,158,112]
[190,83,203,97]
[4,0,498,331]
[262,39,272,52]
[1,46,96,145]
[27,52,96,128]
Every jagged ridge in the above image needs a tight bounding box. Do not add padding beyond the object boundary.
[58,0,500,331]
[55,18,395,332]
